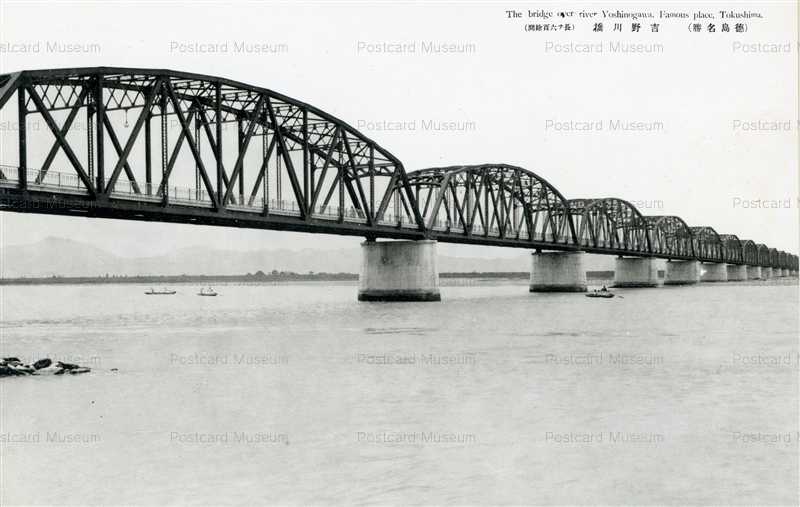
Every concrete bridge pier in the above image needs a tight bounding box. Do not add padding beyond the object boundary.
[529,251,587,292]
[746,265,762,280]
[358,240,441,302]
[700,262,728,282]
[726,264,748,281]
[762,267,773,279]
[613,257,659,288]
[664,260,699,285]
[774,268,784,278]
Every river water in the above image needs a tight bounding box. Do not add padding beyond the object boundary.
[1,279,798,505]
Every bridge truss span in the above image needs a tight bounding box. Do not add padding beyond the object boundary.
[402,164,578,249]
[0,67,425,237]
[567,198,651,255]
[690,226,724,263]
[769,248,779,269]
[741,240,759,265]
[0,67,796,270]
[718,234,743,264]
[756,244,771,267]
[645,215,695,259]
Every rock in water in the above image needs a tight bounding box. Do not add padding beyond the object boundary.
[0,358,90,377]
[1,365,26,376]
[0,364,32,376]
[33,358,52,370]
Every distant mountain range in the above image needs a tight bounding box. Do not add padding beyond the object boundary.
[0,236,616,278]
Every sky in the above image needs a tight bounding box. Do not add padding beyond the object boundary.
[0,1,797,259]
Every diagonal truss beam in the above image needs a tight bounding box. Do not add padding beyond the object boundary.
[247,135,278,206]
[263,96,306,218]
[196,106,234,204]
[102,115,142,194]
[104,78,162,194]
[223,94,266,206]
[309,126,342,213]
[163,81,219,208]
[25,84,95,196]
[36,86,90,183]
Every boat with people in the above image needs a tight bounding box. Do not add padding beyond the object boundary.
[586,285,615,299]
[198,287,218,296]
[145,288,177,295]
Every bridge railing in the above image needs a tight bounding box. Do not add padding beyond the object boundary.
[421,220,570,242]
[108,180,213,205]
[311,203,366,222]
[0,166,88,192]
[375,212,418,228]
[0,167,385,222]
[0,165,20,183]
[0,165,13,181]
[0,166,563,239]
[3,165,786,261]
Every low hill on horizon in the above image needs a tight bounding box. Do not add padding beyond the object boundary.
[0,236,618,278]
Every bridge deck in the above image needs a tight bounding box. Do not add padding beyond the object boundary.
[0,166,732,261]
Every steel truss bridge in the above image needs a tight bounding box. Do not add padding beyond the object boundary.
[0,67,796,273]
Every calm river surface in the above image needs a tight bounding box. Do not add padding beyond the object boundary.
[1,279,798,505]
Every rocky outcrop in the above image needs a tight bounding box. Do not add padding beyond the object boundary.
[0,357,92,377]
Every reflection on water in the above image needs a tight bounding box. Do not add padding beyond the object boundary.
[1,280,798,505]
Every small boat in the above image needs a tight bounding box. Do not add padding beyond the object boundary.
[198,287,218,296]
[586,291,615,298]
[586,286,615,298]
[145,288,176,295]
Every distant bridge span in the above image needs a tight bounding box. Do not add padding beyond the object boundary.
[0,67,797,285]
